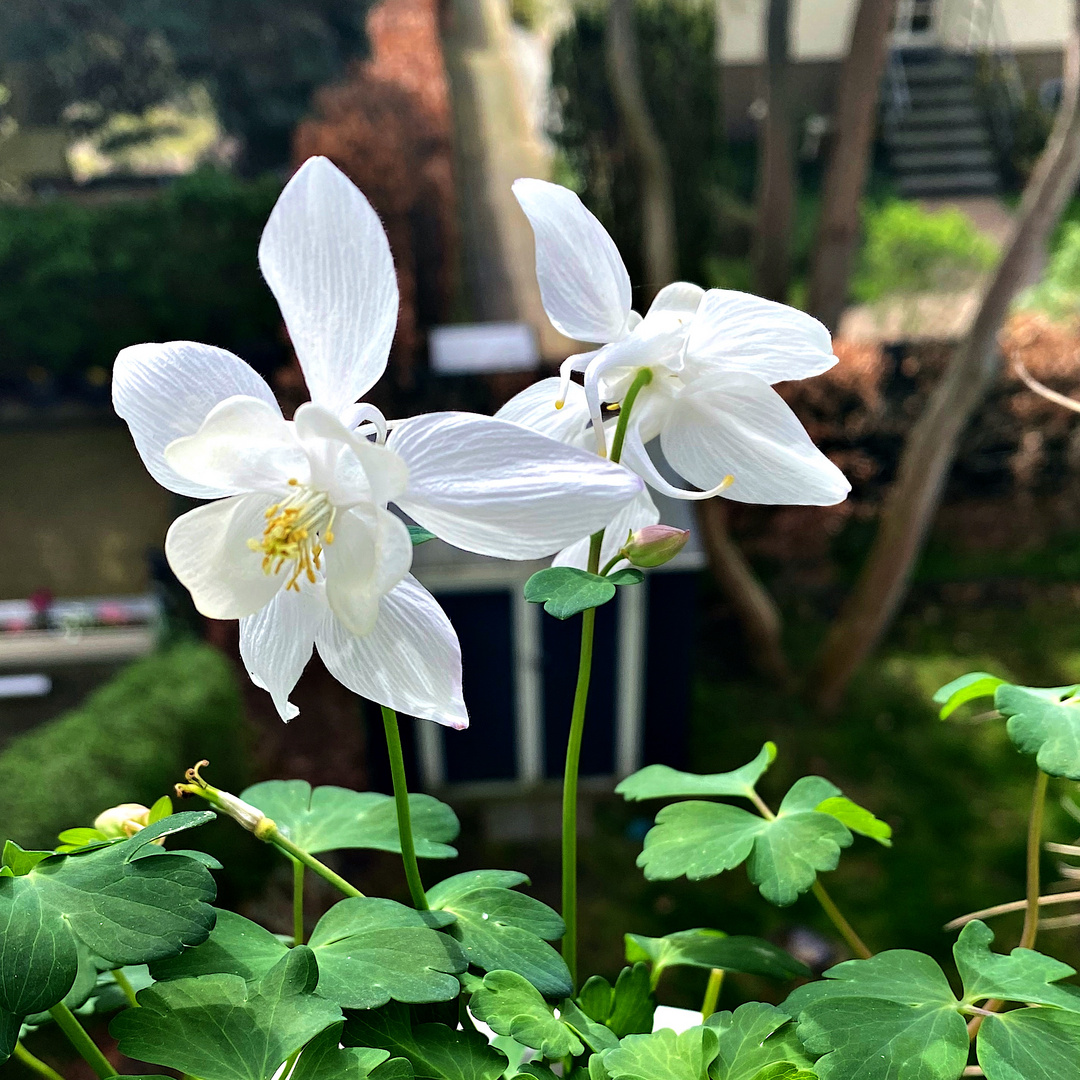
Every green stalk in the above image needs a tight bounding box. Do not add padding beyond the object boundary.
[1020,769,1051,950]
[751,791,872,960]
[176,761,365,900]
[48,1004,116,1079]
[292,858,306,945]
[811,880,873,960]
[560,367,655,989]
[268,830,364,898]
[110,968,138,1008]
[700,968,724,1020]
[382,706,429,910]
[13,1043,66,1080]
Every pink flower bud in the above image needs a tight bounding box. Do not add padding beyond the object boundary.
[622,525,690,568]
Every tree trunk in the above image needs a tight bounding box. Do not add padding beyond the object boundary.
[696,500,791,684]
[807,0,899,330]
[810,1,1080,713]
[751,0,795,302]
[605,0,678,301]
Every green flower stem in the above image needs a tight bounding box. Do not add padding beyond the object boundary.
[1020,769,1051,950]
[700,968,724,1020]
[560,366,653,990]
[751,791,872,959]
[48,1003,117,1079]
[110,968,138,1008]
[608,368,653,463]
[292,857,305,945]
[266,828,364,899]
[382,706,429,910]
[562,530,604,990]
[13,1043,66,1080]
[811,880,873,960]
[176,760,365,899]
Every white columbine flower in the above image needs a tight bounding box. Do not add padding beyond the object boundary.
[113,157,643,729]
[506,178,851,512]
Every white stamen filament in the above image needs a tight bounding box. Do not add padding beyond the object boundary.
[247,480,337,591]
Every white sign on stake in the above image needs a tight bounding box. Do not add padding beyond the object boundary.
[428,322,539,375]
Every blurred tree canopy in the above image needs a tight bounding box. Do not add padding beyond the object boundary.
[0,0,376,171]
[550,0,748,293]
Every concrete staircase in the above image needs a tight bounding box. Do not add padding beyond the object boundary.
[884,50,1002,197]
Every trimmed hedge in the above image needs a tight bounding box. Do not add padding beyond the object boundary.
[0,168,283,379]
[0,640,249,849]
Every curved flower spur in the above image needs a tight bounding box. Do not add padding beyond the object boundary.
[498,178,850,569]
[113,157,643,729]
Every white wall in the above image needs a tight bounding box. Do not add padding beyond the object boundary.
[718,0,1069,66]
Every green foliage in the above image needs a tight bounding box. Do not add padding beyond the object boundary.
[625,929,808,984]
[576,965,654,1038]
[408,526,438,546]
[112,949,343,1080]
[599,1026,718,1080]
[852,200,998,303]
[783,920,1080,1080]
[0,169,282,378]
[617,743,776,802]
[977,1008,1080,1080]
[241,780,460,859]
[0,811,217,1058]
[524,568,618,620]
[0,2,373,170]
[0,642,248,850]
[291,1024,396,1080]
[706,1002,815,1080]
[470,971,585,1060]
[630,768,875,906]
[427,871,572,998]
[936,672,1080,779]
[1018,221,1080,321]
[155,901,467,1010]
[344,1001,509,1080]
[549,0,731,288]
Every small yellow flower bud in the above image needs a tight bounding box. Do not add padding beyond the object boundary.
[621,525,690,568]
[93,803,152,839]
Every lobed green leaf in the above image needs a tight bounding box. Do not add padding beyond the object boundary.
[625,929,808,982]
[469,970,583,1059]
[995,683,1080,780]
[242,780,460,858]
[706,1002,815,1080]
[523,568,616,619]
[427,871,571,998]
[616,744,776,802]
[933,672,1006,719]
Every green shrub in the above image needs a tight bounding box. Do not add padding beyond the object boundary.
[1017,220,1080,321]
[852,199,999,304]
[0,641,249,849]
[0,168,283,378]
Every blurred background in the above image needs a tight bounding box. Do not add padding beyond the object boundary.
[3,0,1080,1021]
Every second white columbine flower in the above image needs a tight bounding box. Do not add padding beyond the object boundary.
[507,178,850,508]
[113,158,643,729]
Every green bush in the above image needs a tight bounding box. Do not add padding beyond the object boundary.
[852,199,999,304]
[0,168,283,379]
[1017,220,1080,321]
[0,641,249,849]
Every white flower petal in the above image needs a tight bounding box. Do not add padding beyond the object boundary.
[164,396,308,493]
[317,575,467,729]
[259,157,398,415]
[165,494,285,619]
[495,378,591,445]
[240,585,328,721]
[513,178,632,343]
[554,488,660,570]
[685,289,836,384]
[660,372,851,505]
[389,412,644,559]
[112,341,280,498]
[294,402,409,507]
[620,420,729,501]
[644,281,705,317]
[324,507,413,636]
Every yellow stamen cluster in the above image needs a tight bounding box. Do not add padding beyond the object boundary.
[247,479,336,591]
